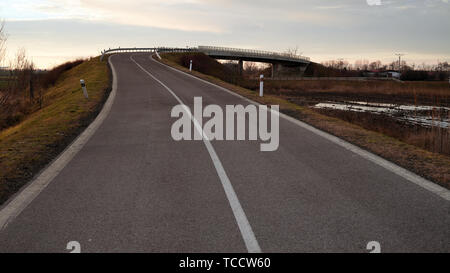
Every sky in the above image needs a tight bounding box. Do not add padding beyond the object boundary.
[0,0,449,69]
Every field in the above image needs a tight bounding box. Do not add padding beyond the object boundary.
[240,79,450,156]
[0,76,10,89]
[159,52,450,188]
[244,80,449,104]
[0,57,111,205]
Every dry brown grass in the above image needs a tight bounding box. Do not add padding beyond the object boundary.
[242,79,450,106]
[233,70,450,158]
[163,52,242,84]
[312,108,450,156]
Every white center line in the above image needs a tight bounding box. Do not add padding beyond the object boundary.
[130,54,262,253]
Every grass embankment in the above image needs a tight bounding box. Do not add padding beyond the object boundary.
[158,53,450,189]
[0,57,111,205]
[163,52,241,84]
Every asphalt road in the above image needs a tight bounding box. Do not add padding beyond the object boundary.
[0,53,448,252]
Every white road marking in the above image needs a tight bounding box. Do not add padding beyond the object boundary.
[151,55,450,202]
[0,55,119,230]
[130,55,262,253]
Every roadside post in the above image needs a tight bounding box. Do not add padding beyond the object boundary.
[80,79,88,99]
[189,60,193,71]
[259,74,264,97]
[155,50,162,60]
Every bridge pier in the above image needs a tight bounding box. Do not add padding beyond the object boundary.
[238,59,243,76]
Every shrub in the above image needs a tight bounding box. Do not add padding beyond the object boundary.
[40,59,84,88]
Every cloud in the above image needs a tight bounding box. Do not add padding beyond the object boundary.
[285,11,346,25]
[78,0,225,33]
[1,0,449,68]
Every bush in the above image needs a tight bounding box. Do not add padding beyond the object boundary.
[165,52,242,84]
[40,59,84,88]
[0,59,85,131]
[400,70,428,81]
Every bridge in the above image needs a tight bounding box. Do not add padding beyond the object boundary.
[100,46,311,77]
[197,46,310,77]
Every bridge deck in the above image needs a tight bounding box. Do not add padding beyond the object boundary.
[100,46,310,65]
[198,46,310,64]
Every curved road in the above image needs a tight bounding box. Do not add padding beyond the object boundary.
[0,53,448,252]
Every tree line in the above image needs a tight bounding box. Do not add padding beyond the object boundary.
[317,58,449,81]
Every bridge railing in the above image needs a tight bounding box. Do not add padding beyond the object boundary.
[198,45,310,63]
[100,46,310,63]
[100,47,195,61]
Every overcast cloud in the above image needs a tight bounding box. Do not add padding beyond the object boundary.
[0,0,449,68]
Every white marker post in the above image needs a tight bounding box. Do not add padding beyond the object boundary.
[259,74,264,97]
[155,50,162,60]
[80,79,88,99]
[189,60,193,71]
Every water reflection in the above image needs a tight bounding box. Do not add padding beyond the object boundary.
[314,101,450,128]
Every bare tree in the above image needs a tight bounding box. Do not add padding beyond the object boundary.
[284,46,303,57]
[0,43,37,129]
[243,62,269,77]
[0,21,6,65]
[1,47,34,107]
[336,58,349,70]
[0,21,9,108]
[353,59,370,70]
[369,62,376,70]
[10,48,34,96]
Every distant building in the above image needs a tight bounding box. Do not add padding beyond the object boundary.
[363,70,401,79]
[385,71,401,79]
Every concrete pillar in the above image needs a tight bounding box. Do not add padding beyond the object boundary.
[238,59,243,76]
[272,63,281,78]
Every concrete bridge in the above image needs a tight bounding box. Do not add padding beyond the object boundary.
[100,46,311,77]
[197,46,310,78]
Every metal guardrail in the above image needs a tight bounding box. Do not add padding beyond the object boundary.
[100,47,194,61]
[198,45,310,63]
